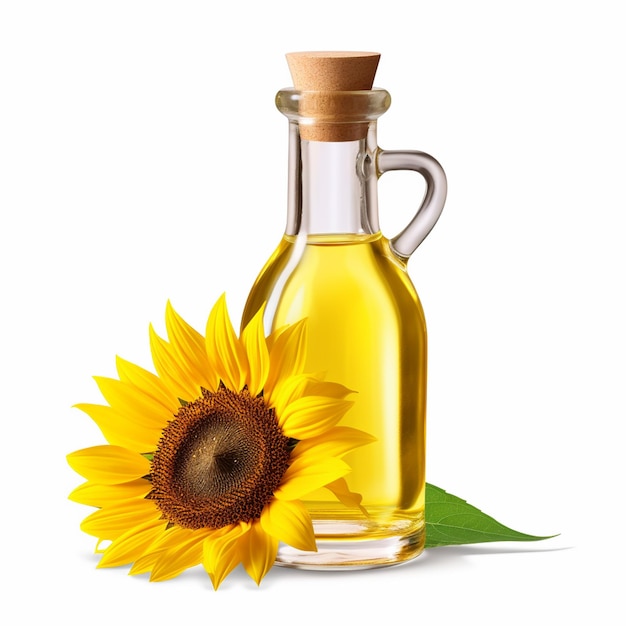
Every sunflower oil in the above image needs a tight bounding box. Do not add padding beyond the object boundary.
[241,231,427,567]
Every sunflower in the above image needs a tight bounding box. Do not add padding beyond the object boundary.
[67,295,373,588]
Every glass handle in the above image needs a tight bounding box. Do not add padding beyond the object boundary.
[378,150,447,259]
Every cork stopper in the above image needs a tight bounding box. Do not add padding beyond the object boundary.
[285,51,381,141]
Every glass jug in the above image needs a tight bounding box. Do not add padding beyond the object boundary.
[241,52,447,569]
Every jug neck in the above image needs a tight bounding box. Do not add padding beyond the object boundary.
[276,88,391,239]
[285,129,380,237]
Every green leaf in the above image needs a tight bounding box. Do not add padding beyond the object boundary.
[425,483,556,548]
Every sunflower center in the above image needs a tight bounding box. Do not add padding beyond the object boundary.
[150,386,291,530]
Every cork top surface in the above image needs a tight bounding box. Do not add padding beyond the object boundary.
[286,51,380,91]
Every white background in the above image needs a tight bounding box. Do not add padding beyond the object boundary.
[1,1,624,624]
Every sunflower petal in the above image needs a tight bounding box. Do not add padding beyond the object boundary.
[67,445,150,484]
[115,356,179,413]
[148,526,214,582]
[94,539,110,554]
[165,301,218,393]
[264,319,307,404]
[274,456,351,500]
[68,479,151,507]
[260,498,316,552]
[290,426,377,461]
[205,294,248,391]
[325,478,368,515]
[93,376,174,433]
[306,380,356,399]
[129,550,164,576]
[279,396,354,439]
[270,373,318,417]
[203,523,249,590]
[265,323,289,352]
[240,520,278,586]
[240,304,269,397]
[73,403,159,452]
[97,518,168,568]
[149,324,199,402]
[80,499,160,540]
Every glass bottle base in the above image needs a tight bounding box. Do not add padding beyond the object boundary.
[275,516,425,570]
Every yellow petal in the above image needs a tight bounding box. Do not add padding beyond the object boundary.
[270,373,318,417]
[67,445,150,484]
[149,324,199,401]
[306,380,356,399]
[325,478,368,515]
[80,499,159,540]
[68,479,151,507]
[73,403,159,452]
[240,304,269,397]
[240,520,278,586]
[129,550,163,576]
[94,539,109,554]
[147,524,208,551]
[271,374,355,417]
[260,498,316,552]
[165,301,217,393]
[264,319,307,404]
[203,523,249,590]
[291,426,377,461]
[148,526,214,582]
[205,294,248,391]
[115,356,179,414]
[93,376,173,433]
[97,518,168,568]
[279,396,354,439]
[265,323,290,352]
[274,456,350,501]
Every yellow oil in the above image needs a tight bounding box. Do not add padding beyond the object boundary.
[242,232,427,566]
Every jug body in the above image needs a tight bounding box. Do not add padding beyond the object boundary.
[242,229,427,568]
